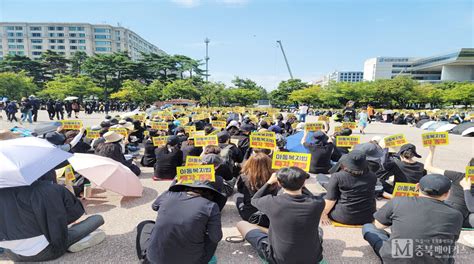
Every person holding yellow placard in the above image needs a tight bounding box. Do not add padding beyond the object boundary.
[301,130,334,174]
[425,146,474,228]
[153,136,183,181]
[140,130,158,167]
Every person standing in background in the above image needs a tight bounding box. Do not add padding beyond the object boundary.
[298,104,309,122]
[358,107,369,134]
[30,95,40,122]
[367,104,375,123]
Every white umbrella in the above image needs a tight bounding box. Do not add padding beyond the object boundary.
[68,153,143,197]
[420,121,436,130]
[64,96,79,101]
[436,124,457,132]
[0,137,72,188]
[462,127,474,137]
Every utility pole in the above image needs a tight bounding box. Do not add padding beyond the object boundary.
[276,40,294,79]
[204,38,210,82]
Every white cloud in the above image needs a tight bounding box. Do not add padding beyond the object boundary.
[171,0,201,8]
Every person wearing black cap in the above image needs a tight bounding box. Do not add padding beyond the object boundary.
[140,130,158,167]
[233,123,254,160]
[136,181,224,264]
[380,143,426,197]
[362,174,463,263]
[236,167,325,264]
[425,146,474,228]
[321,150,377,225]
[301,130,334,174]
[181,135,203,162]
[153,135,183,180]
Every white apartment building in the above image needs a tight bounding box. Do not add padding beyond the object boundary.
[0,22,165,61]
[363,48,474,82]
[314,71,364,86]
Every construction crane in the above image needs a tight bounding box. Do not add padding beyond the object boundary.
[276,40,294,79]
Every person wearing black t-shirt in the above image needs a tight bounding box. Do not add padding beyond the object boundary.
[236,167,325,264]
[380,143,427,197]
[425,146,474,228]
[362,174,463,263]
[321,150,377,225]
[301,130,334,174]
[153,136,183,180]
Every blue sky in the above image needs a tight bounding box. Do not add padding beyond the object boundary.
[0,0,472,90]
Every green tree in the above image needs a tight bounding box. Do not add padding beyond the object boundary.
[39,75,101,100]
[0,54,44,85]
[144,80,165,103]
[82,53,116,97]
[41,50,70,78]
[70,51,88,76]
[270,78,309,106]
[231,76,268,100]
[162,79,200,100]
[200,82,226,106]
[443,83,474,107]
[0,71,37,100]
[289,85,322,105]
[225,88,261,106]
[110,79,146,102]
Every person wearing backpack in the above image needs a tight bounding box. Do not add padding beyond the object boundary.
[217,131,243,194]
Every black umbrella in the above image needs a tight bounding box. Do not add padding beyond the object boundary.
[416,119,430,128]
[450,122,474,135]
[31,122,62,136]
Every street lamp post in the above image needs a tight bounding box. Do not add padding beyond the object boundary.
[205,38,210,82]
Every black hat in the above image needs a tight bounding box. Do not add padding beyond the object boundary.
[100,120,111,128]
[312,131,328,144]
[240,123,254,132]
[217,131,230,143]
[354,142,384,161]
[419,174,451,196]
[45,132,66,146]
[398,143,421,158]
[169,181,226,210]
[340,128,352,136]
[167,135,180,146]
[341,150,367,171]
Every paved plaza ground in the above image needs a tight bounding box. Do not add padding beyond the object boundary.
[1,111,473,264]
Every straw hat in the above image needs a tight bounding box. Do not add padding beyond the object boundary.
[104,131,124,143]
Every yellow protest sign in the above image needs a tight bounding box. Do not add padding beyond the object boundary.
[318,115,329,122]
[262,117,273,124]
[465,166,474,181]
[151,121,168,131]
[63,165,76,183]
[176,165,215,184]
[184,125,196,134]
[190,130,205,138]
[392,182,419,197]
[86,129,100,139]
[152,136,169,147]
[342,122,357,130]
[193,113,207,121]
[208,129,220,135]
[185,156,202,166]
[336,136,360,147]
[422,132,449,147]
[334,126,343,133]
[305,122,324,132]
[109,127,128,138]
[211,120,226,129]
[252,131,275,138]
[178,117,189,126]
[132,114,146,122]
[61,120,83,130]
[272,152,311,172]
[194,135,219,147]
[384,134,408,148]
[143,130,150,137]
[250,133,276,150]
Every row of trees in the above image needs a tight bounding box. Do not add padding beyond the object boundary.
[0,50,472,108]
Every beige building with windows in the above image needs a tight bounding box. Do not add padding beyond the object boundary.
[0,22,165,61]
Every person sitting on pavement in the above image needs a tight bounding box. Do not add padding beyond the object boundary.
[236,153,278,228]
[153,135,183,181]
[321,150,377,226]
[136,181,224,264]
[201,153,232,198]
[0,180,105,262]
[140,129,158,167]
[301,130,334,174]
[95,131,141,176]
[236,167,325,264]
[425,147,474,228]
[330,128,352,162]
[380,143,426,198]
[181,136,203,162]
[362,174,463,263]
[45,126,86,152]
